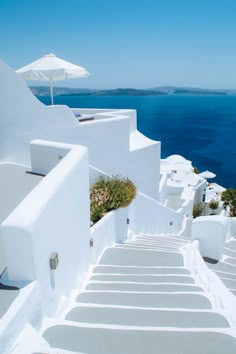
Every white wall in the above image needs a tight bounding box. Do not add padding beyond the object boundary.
[183,241,236,326]
[30,139,71,175]
[229,218,236,237]
[191,216,230,260]
[90,207,130,264]
[0,282,41,354]
[129,141,160,199]
[194,179,207,204]
[0,239,5,275]
[159,173,169,204]
[90,212,116,264]
[76,116,130,176]
[1,140,91,314]
[129,192,185,236]
[180,188,195,218]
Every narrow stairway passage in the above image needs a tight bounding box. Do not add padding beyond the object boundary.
[42,234,236,354]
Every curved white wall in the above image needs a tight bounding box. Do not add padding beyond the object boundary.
[2,141,90,314]
[191,216,230,260]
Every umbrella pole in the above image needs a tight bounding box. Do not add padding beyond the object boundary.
[50,80,54,105]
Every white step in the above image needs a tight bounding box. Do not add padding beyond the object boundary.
[90,274,194,283]
[76,291,211,309]
[66,306,229,328]
[99,248,184,267]
[43,325,236,354]
[93,265,190,275]
[86,282,203,293]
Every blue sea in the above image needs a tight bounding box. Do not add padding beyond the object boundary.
[38,94,236,189]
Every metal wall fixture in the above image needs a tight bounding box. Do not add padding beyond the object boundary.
[50,252,59,270]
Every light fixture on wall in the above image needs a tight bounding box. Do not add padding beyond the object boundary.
[50,252,59,270]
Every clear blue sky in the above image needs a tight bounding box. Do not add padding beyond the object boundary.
[1,0,236,89]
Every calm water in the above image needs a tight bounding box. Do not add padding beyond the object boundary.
[38,94,236,189]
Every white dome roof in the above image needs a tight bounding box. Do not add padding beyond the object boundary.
[166,155,189,164]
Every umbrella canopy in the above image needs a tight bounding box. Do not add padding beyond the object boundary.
[199,170,216,179]
[16,53,89,105]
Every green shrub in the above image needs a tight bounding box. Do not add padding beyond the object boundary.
[193,203,204,218]
[90,176,137,225]
[193,167,199,174]
[208,199,219,214]
[90,203,106,225]
[221,189,236,216]
[90,176,137,211]
[105,176,137,210]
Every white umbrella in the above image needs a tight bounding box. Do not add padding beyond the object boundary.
[16,53,89,105]
[199,170,216,179]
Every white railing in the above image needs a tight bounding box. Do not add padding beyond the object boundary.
[90,207,129,264]
[179,190,195,218]
[130,192,185,236]
[183,241,236,327]
[229,217,236,237]
[90,211,116,264]
[159,173,169,204]
[72,108,137,134]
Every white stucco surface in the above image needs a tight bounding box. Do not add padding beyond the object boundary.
[129,192,185,236]
[191,216,230,260]
[90,212,116,264]
[2,141,91,314]
[229,218,236,237]
[0,282,41,353]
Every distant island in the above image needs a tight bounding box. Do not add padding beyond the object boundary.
[30,85,235,97]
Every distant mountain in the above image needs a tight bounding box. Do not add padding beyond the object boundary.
[30,86,96,96]
[149,86,177,94]
[90,88,167,96]
[149,86,229,95]
[30,86,167,96]
[30,85,236,97]
[174,88,227,95]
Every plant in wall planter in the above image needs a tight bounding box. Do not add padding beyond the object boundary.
[193,166,199,174]
[192,202,204,219]
[90,203,107,225]
[208,199,219,215]
[90,175,136,225]
[221,189,236,217]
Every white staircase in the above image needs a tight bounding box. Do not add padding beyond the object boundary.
[40,234,236,354]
